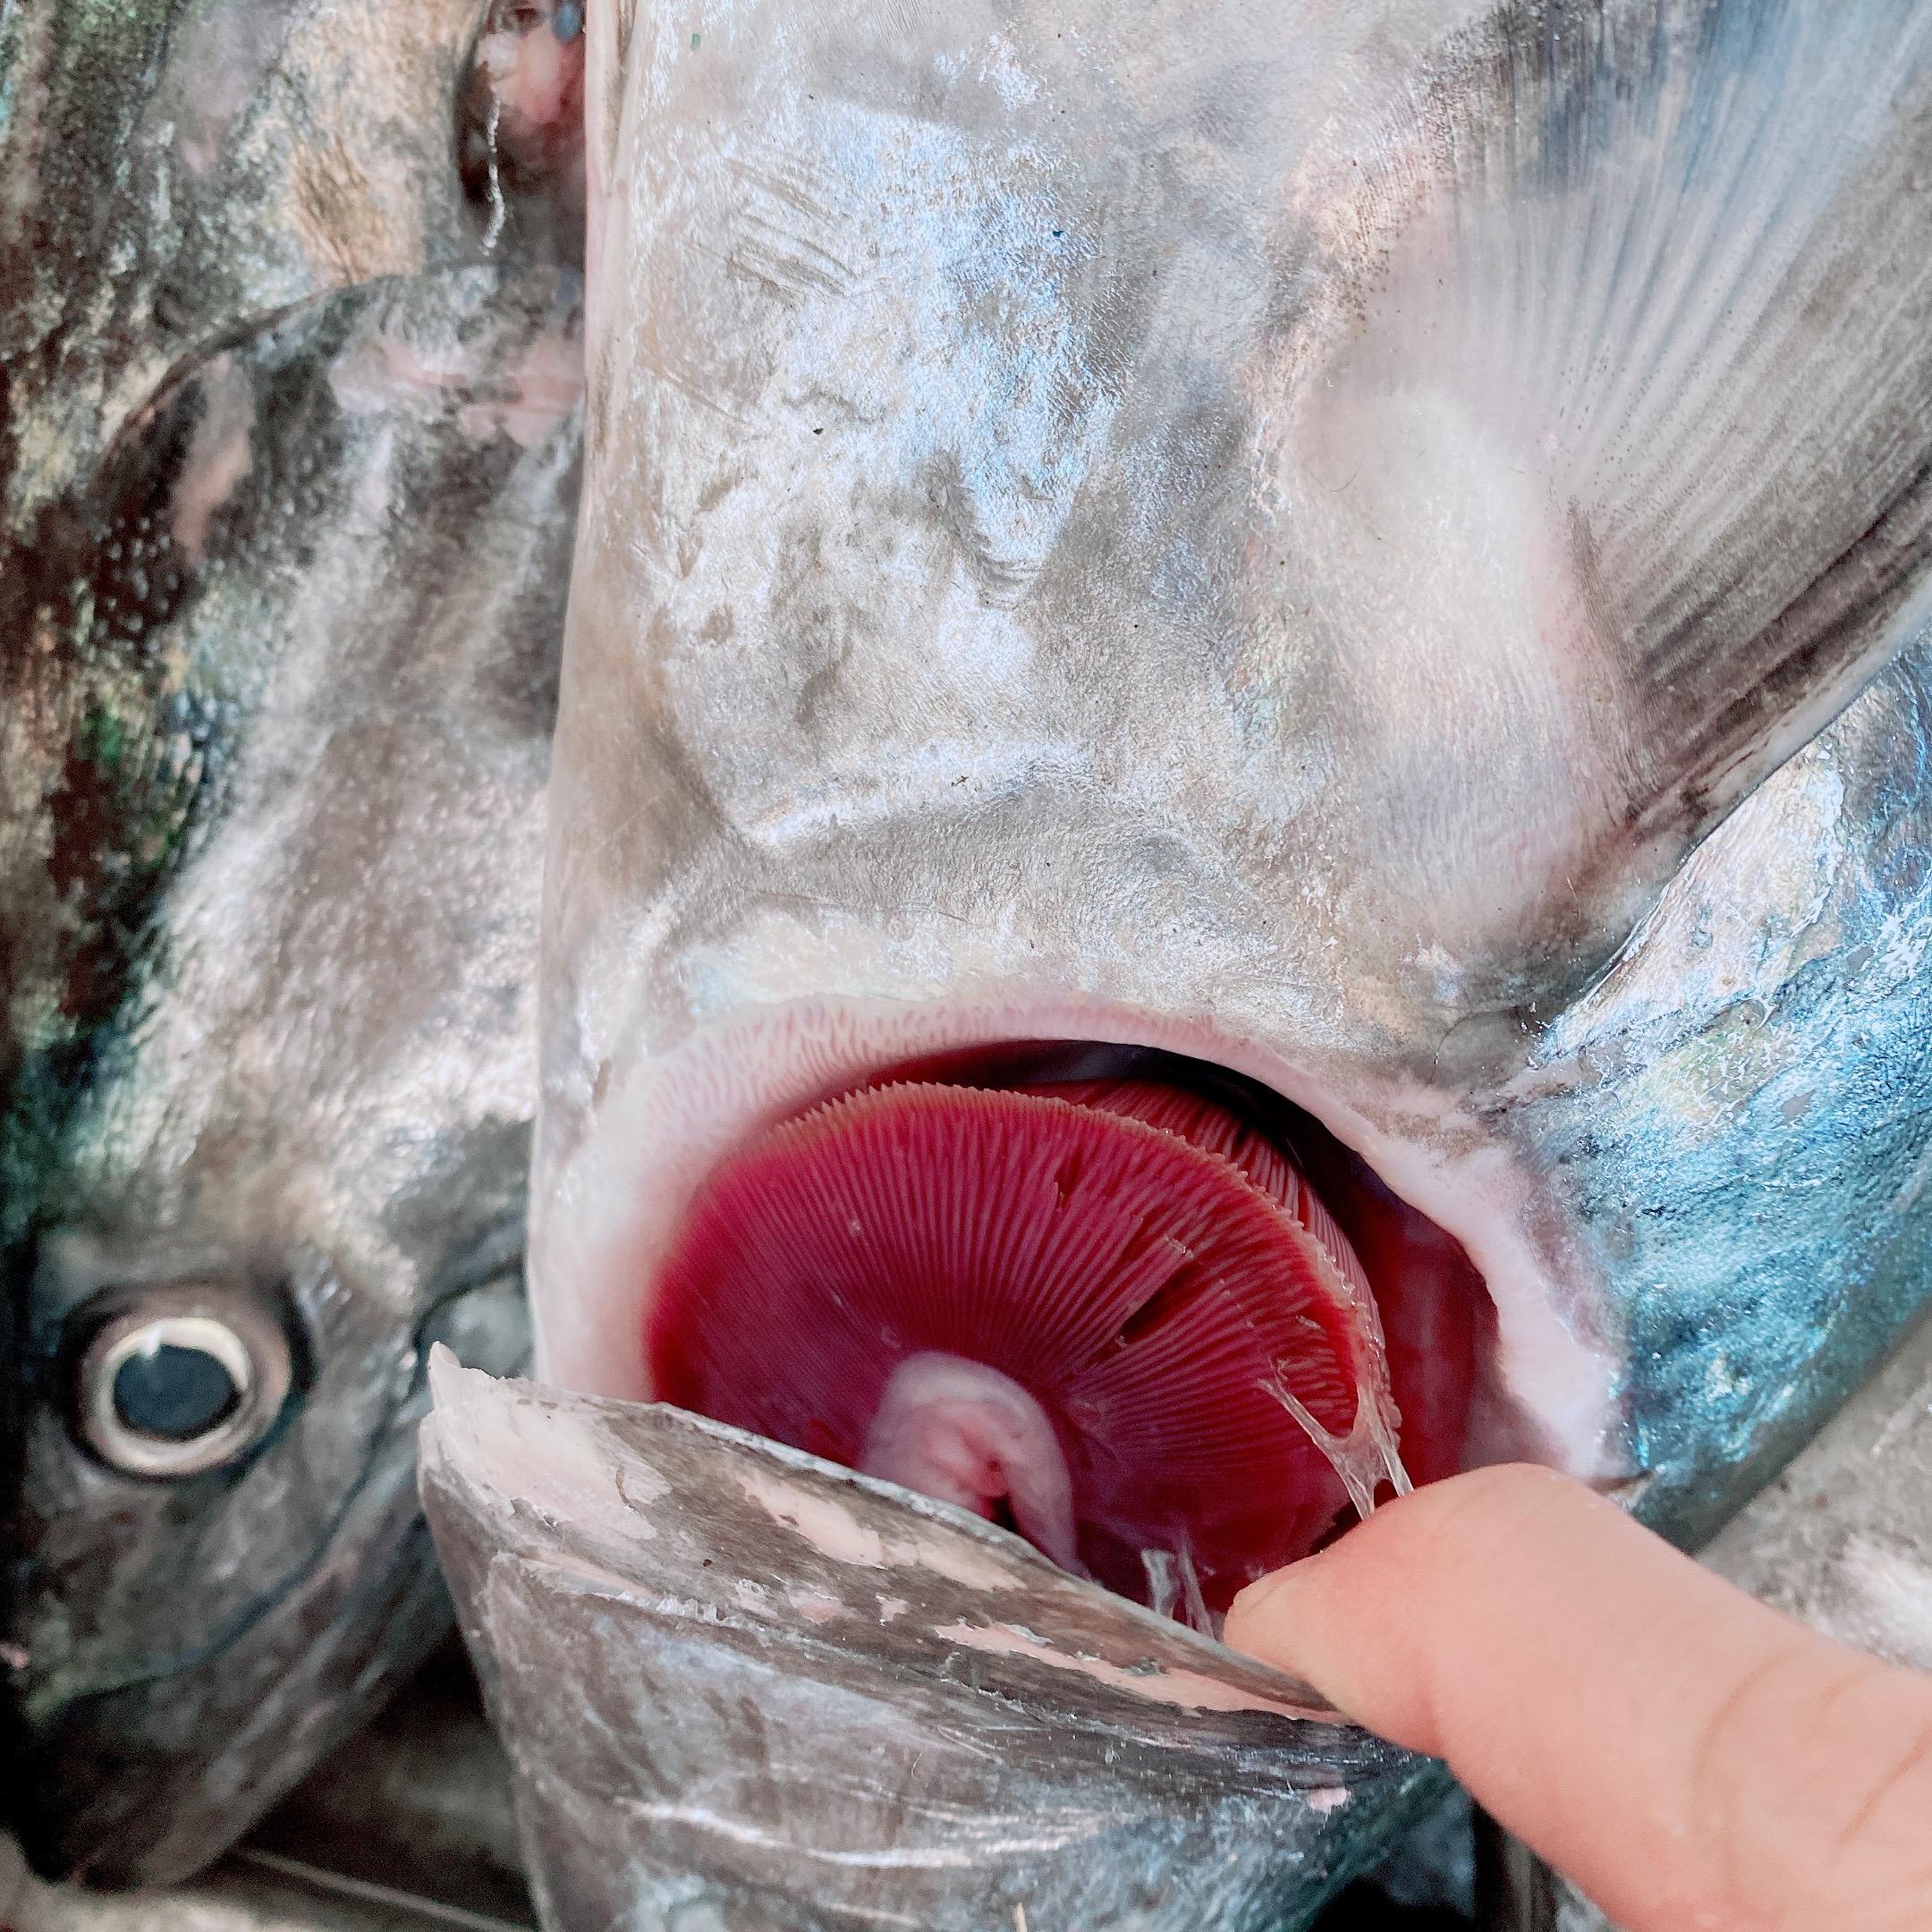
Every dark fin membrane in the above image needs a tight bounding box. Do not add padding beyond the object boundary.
[649,1080,1406,1619]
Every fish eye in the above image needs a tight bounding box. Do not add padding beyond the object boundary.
[74,1291,293,1479]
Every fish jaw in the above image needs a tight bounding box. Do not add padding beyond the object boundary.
[420,1352,1446,1930]
[7,1434,450,1891]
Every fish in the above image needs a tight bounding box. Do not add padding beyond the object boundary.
[0,0,584,1888]
[474,0,1932,1921]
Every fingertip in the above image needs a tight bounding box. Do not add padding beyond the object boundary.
[1226,1462,1932,1932]
[1224,1554,1322,1670]
[1228,1466,1715,1756]
[1222,1489,1453,1739]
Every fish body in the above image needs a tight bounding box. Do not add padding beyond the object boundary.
[507,0,1932,1918]
[1,0,583,1885]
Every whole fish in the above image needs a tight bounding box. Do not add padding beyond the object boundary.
[0,0,583,1887]
[458,0,1932,1922]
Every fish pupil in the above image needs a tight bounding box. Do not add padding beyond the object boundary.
[111,1343,242,1442]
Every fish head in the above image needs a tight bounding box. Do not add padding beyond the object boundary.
[539,0,1932,1521]
[510,0,1932,1911]
[1,0,586,1887]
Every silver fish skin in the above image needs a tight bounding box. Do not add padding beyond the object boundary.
[521,0,1932,1919]
[1,0,583,1889]
[419,1354,1441,1932]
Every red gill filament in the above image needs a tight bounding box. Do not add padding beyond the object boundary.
[648,1071,1472,1623]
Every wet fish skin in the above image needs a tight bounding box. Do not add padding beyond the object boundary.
[3,260,578,1888]
[1,0,581,1888]
[1495,641,1932,1542]
[0,0,487,529]
[521,0,1932,1919]
[538,0,1932,1496]
[420,1354,1440,1932]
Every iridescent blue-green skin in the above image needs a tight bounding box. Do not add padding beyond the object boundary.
[1513,631,1932,1545]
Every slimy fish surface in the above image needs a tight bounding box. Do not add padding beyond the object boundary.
[538,0,1932,1605]
[5,0,1931,1923]
[455,0,1932,1920]
[0,0,584,1886]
